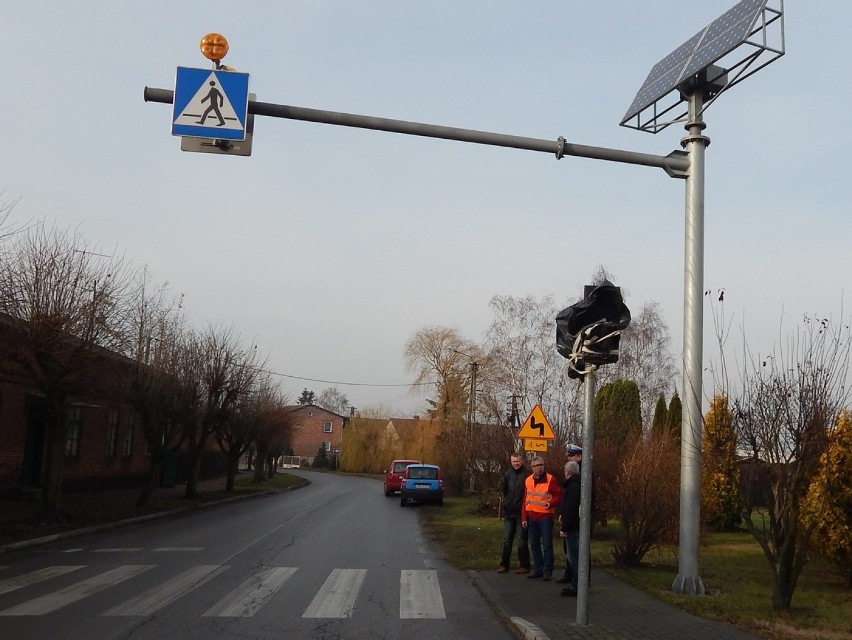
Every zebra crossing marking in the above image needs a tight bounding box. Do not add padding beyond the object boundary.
[303,568,366,619]
[203,567,297,617]
[103,565,228,616]
[0,565,450,620]
[0,565,154,616]
[0,566,85,596]
[400,569,445,619]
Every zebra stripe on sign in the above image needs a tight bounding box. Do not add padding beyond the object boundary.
[400,569,445,619]
[303,569,367,619]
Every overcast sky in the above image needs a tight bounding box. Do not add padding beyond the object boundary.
[3,2,849,416]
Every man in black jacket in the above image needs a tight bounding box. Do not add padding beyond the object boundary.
[557,460,581,596]
[498,452,531,573]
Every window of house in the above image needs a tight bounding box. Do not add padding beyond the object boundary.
[323,441,331,452]
[65,406,82,458]
[122,413,135,457]
[323,421,332,433]
[106,409,119,458]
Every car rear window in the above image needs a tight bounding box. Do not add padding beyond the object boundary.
[393,462,411,473]
[409,467,437,479]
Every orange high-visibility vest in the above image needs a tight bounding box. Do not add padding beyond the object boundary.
[524,473,557,515]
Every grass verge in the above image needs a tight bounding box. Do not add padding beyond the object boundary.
[420,494,852,640]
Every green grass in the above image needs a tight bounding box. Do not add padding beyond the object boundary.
[420,493,852,640]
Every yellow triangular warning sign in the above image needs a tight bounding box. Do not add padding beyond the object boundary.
[516,404,556,440]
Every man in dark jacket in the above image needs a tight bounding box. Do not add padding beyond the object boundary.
[557,460,581,596]
[498,452,531,573]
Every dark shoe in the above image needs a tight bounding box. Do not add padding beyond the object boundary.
[543,572,552,581]
[515,567,530,575]
[560,588,578,597]
[496,566,508,574]
[555,576,570,584]
[527,572,543,579]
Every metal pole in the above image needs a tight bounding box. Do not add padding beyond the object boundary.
[143,87,689,176]
[672,90,708,596]
[576,365,596,625]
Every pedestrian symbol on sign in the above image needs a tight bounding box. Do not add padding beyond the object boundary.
[197,81,226,126]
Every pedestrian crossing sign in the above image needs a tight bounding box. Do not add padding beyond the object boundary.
[172,66,250,141]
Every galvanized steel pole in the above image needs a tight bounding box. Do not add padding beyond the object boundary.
[672,90,708,596]
[576,365,597,625]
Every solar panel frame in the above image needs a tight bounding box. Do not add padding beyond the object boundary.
[621,0,771,130]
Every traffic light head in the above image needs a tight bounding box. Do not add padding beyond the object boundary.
[556,281,631,378]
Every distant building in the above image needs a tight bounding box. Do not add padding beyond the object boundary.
[285,404,348,460]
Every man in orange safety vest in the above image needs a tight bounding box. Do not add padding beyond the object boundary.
[521,455,562,580]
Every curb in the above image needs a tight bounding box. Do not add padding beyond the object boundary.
[1,479,309,554]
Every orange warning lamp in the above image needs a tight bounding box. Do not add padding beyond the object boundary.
[199,33,229,63]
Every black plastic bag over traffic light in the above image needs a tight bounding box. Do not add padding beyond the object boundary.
[555,281,631,378]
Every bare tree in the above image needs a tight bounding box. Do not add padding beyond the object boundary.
[316,386,350,416]
[607,301,678,428]
[183,325,263,498]
[222,376,290,488]
[404,326,484,493]
[126,270,189,506]
[0,224,133,515]
[731,313,851,610]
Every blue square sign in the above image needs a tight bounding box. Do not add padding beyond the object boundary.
[172,67,250,141]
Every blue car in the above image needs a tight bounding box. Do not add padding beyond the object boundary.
[400,464,444,506]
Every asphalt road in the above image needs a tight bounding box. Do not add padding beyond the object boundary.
[0,470,513,640]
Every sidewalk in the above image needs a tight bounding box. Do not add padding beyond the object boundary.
[472,568,761,640]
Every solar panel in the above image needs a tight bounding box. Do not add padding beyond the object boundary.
[621,0,779,131]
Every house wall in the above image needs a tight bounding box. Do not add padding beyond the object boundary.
[0,318,150,493]
[287,405,346,459]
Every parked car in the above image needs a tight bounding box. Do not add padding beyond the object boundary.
[384,459,419,496]
[399,463,444,507]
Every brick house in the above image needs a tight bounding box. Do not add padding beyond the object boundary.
[285,404,348,460]
[0,315,150,494]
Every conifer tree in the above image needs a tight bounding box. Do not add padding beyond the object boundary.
[701,394,742,531]
[665,392,682,439]
[651,393,668,437]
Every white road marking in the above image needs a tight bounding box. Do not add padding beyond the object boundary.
[0,566,85,596]
[153,547,204,552]
[400,569,445,619]
[303,568,367,619]
[0,565,153,616]
[102,565,228,616]
[203,567,297,618]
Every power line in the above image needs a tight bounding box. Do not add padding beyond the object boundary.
[258,368,435,388]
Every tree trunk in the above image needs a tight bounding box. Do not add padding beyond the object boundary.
[225,451,240,492]
[39,401,66,517]
[253,443,268,482]
[185,447,203,498]
[137,458,164,507]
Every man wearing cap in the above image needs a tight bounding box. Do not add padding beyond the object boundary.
[566,444,596,517]
[521,455,562,580]
[562,443,596,590]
